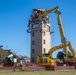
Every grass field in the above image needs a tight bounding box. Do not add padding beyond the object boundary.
[0,71,76,75]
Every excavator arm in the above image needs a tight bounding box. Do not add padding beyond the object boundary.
[68,41,76,61]
[47,41,76,62]
[37,6,68,59]
[38,6,58,18]
[48,43,68,59]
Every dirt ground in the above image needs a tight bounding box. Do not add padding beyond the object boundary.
[0,65,45,72]
[0,64,76,72]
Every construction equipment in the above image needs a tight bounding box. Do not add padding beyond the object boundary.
[57,41,76,62]
[3,53,24,71]
[31,6,76,68]
[37,6,68,58]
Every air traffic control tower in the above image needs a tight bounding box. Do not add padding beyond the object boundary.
[27,9,51,63]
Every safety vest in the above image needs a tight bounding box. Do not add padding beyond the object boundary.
[13,58,17,63]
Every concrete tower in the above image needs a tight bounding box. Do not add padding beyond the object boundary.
[27,9,51,63]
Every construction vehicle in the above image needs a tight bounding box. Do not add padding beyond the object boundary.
[3,52,24,71]
[31,6,76,69]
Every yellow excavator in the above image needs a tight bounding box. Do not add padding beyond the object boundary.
[35,6,76,69]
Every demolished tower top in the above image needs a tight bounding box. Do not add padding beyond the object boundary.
[27,9,50,33]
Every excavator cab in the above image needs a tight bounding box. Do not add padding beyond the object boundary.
[37,54,54,66]
[37,55,54,70]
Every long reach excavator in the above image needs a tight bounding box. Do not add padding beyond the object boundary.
[33,6,76,69]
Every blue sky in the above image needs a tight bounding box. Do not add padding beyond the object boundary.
[0,0,76,57]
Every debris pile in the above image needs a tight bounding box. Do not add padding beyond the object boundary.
[27,9,50,32]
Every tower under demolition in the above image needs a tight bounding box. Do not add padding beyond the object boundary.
[27,9,51,63]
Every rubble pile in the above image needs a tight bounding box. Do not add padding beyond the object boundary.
[27,9,50,32]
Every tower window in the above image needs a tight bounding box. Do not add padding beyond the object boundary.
[44,32,45,36]
[32,24,41,29]
[44,48,46,53]
[44,40,46,44]
[32,40,34,45]
[32,49,35,54]
[49,26,50,31]
[32,32,35,37]
[47,26,50,31]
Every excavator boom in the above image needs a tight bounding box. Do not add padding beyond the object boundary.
[49,43,68,59]
[37,6,68,58]
[38,6,58,18]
